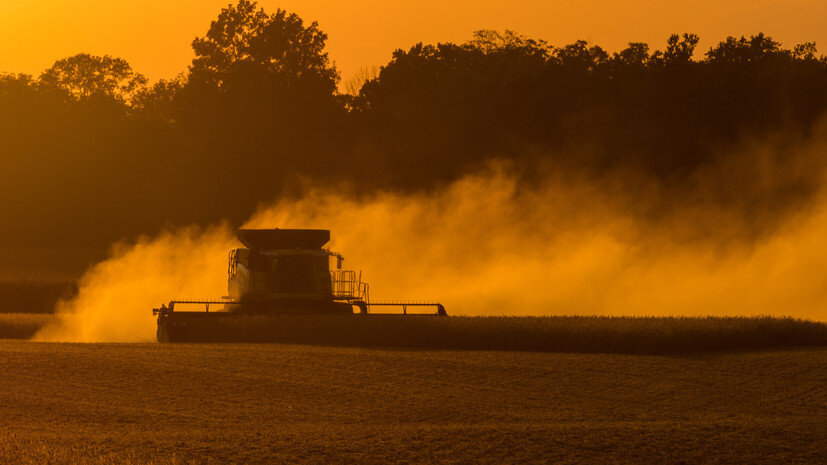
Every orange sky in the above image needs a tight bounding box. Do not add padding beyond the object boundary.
[0,0,824,84]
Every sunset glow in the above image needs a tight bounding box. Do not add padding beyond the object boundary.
[1,0,824,83]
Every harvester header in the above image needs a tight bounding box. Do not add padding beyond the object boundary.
[152,228,446,342]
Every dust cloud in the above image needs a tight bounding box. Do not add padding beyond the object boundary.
[34,225,235,342]
[245,165,827,322]
[35,127,827,341]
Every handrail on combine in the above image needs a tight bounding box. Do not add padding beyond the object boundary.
[330,270,369,302]
[153,298,446,316]
[365,301,447,316]
[153,299,237,316]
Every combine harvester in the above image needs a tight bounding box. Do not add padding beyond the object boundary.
[153,228,446,342]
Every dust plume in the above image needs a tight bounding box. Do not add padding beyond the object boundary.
[35,126,827,341]
[245,166,827,321]
[34,225,235,342]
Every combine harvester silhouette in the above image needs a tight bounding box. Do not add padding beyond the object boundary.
[153,228,446,342]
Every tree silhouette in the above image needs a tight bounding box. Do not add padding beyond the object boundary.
[614,42,650,66]
[189,0,337,94]
[39,54,146,102]
[706,33,783,64]
[554,40,608,71]
[132,76,185,122]
[793,42,818,61]
[1,0,827,252]
[663,33,700,64]
[148,0,349,224]
[468,30,549,57]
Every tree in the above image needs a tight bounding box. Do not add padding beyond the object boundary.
[664,33,699,63]
[344,66,379,97]
[132,76,185,122]
[554,40,608,72]
[39,54,146,102]
[793,42,818,61]
[468,30,549,58]
[706,33,783,64]
[188,0,338,94]
[614,42,650,67]
[172,1,348,213]
[650,33,700,65]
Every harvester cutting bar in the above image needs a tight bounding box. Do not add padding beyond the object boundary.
[365,302,447,316]
[153,300,237,316]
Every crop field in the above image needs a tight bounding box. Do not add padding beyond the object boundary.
[6,313,827,352]
[0,341,824,464]
[0,313,51,339]
[157,314,827,353]
[0,280,76,314]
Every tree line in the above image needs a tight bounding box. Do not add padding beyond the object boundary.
[2,0,827,248]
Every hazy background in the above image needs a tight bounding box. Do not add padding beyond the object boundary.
[2,1,827,328]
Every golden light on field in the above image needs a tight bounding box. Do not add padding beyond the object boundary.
[0,0,824,82]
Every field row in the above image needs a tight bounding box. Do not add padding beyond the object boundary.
[0,313,49,339]
[6,312,826,353]
[0,280,75,313]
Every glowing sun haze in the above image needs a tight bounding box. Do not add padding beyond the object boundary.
[0,0,823,84]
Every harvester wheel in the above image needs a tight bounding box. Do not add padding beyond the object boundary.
[356,302,368,315]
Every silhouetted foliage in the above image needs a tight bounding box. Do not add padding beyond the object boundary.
[161,0,348,210]
[39,53,147,102]
[133,77,184,121]
[706,33,784,64]
[654,33,700,64]
[189,0,337,94]
[1,0,827,251]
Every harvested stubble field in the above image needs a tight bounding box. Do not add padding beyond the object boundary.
[0,341,824,464]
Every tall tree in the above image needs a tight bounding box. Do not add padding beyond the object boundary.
[188,0,338,95]
[39,54,146,102]
[173,1,347,218]
[706,33,783,64]
[663,33,700,64]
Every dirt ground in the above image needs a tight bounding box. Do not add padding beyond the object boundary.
[0,342,824,464]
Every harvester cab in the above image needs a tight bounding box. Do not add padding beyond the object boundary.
[153,228,446,342]
[226,228,364,315]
